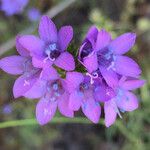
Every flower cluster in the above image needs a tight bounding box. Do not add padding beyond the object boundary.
[0,15,145,127]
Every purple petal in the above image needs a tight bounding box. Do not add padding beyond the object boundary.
[115,56,141,77]
[54,52,75,71]
[82,98,101,123]
[94,84,115,102]
[121,79,145,90]
[95,29,111,51]
[58,26,73,51]
[83,53,98,73]
[86,26,98,40]
[19,35,44,57]
[0,56,26,75]
[116,91,139,111]
[36,98,57,125]
[32,56,52,68]
[65,72,84,93]
[24,79,46,99]
[40,66,59,80]
[99,66,118,88]
[38,15,57,43]
[109,33,136,55]
[16,36,30,57]
[58,92,74,118]
[69,91,82,111]
[13,74,38,98]
[85,26,98,47]
[104,100,117,127]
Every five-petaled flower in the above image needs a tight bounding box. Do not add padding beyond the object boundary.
[79,26,141,88]
[18,15,75,72]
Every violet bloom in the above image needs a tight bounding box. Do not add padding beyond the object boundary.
[27,8,41,22]
[79,26,141,88]
[104,77,145,127]
[35,75,74,125]
[0,36,56,98]
[65,72,101,123]
[19,15,75,71]
[0,0,28,16]
[2,104,12,114]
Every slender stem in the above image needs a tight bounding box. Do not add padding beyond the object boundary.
[0,117,104,129]
[0,117,139,145]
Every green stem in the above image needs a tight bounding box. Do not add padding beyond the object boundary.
[0,117,103,129]
[0,117,138,145]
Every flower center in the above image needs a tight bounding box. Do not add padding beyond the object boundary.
[86,72,98,84]
[44,43,60,62]
[46,81,64,102]
[97,48,116,71]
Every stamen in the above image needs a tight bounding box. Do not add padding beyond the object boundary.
[112,101,122,118]
[23,80,30,86]
[107,61,115,71]
[44,108,51,116]
[86,72,98,84]
[43,54,55,63]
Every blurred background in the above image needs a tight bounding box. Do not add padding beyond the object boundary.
[0,0,150,149]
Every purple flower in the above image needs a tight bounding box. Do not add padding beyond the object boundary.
[2,104,13,114]
[27,8,41,22]
[0,36,52,98]
[18,15,75,71]
[79,27,141,88]
[65,72,102,123]
[0,0,28,16]
[34,75,74,125]
[104,77,145,127]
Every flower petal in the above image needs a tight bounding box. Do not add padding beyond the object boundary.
[38,15,57,43]
[121,79,145,90]
[82,98,101,123]
[54,52,75,71]
[109,33,136,55]
[115,56,141,77]
[116,91,139,112]
[24,79,46,99]
[40,66,59,81]
[86,26,98,40]
[83,53,98,73]
[16,36,30,57]
[36,98,57,125]
[69,91,82,111]
[95,29,111,51]
[85,26,98,47]
[32,56,52,68]
[65,72,84,93]
[99,66,118,88]
[19,35,44,57]
[13,74,38,98]
[58,92,74,118]
[58,26,73,51]
[0,56,26,75]
[104,100,117,127]
[94,84,115,102]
